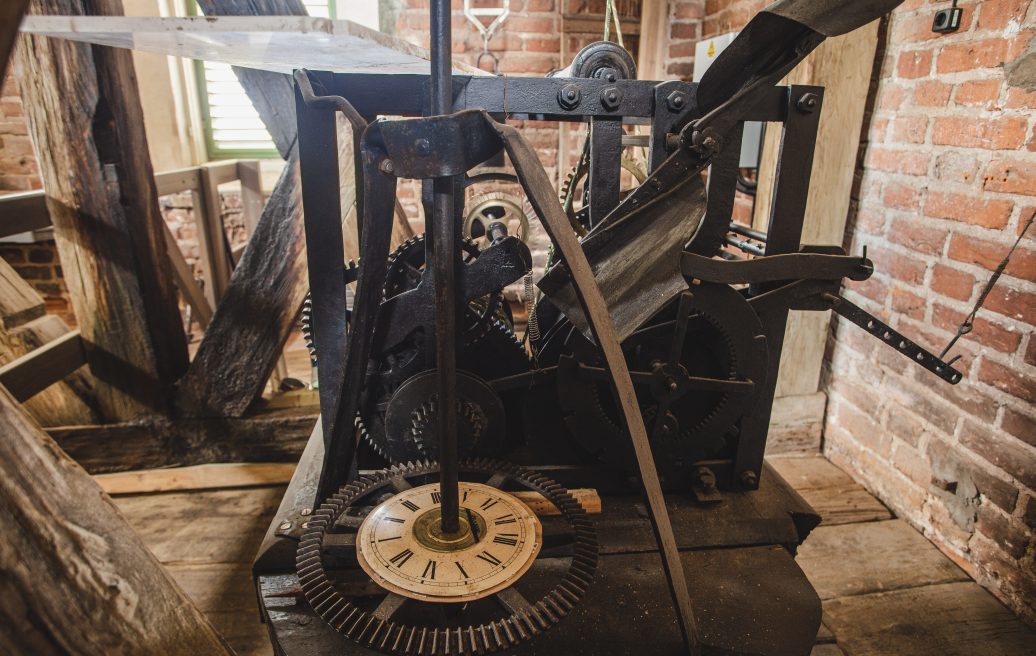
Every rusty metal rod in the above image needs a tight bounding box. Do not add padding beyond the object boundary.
[429,0,460,534]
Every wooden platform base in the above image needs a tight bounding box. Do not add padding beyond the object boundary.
[108,455,1036,655]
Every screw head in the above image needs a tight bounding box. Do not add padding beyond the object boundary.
[796,92,819,113]
[600,86,623,110]
[300,508,312,516]
[378,159,394,175]
[557,83,582,110]
[666,90,687,112]
[278,521,293,531]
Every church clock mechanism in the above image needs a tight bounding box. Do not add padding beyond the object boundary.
[255,1,963,654]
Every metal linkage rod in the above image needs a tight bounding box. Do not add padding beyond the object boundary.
[429,0,460,534]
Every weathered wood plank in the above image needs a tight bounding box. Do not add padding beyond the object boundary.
[0,314,99,426]
[0,256,46,330]
[162,222,213,328]
[765,392,827,455]
[15,0,189,420]
[769,455,892,525]
[823,582,1036,656]
[113,486,284,565]
[0,329,86,402]
[154,166,202,196]
[174,159,308,418]
[0,385,233,655]
[796,519,970,600]
[96,462,296,495]
[49,409,317,474]
[0,190,50,239]
[163,563,274,656]
[0,0,28,73]
[237,159,264,235]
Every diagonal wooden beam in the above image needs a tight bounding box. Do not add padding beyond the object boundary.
[15,0,189,420]
[0,385,234,655]
[176,0,413,418]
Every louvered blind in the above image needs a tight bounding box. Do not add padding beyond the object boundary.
[195,0,335,158]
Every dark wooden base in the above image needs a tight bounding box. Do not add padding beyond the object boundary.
[254,459,822,655]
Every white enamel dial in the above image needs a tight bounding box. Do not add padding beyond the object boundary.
[355,482,542,603]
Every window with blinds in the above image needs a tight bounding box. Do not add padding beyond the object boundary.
[194,0,335,159]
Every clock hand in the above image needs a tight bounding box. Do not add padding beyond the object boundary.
[466,508,481,543]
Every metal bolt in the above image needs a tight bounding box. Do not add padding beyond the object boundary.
[378,159,394,175]
[701,135,718,153]
[796,92,819,113]
[600,86,623,111]
[666,90,687,112]
[695,466,717,493]
[278,521,293,531]
[557,83,582,110]
[302,522,310,529]
[414,138,432,156]
[301,508,312,516]
[739,470,759,488]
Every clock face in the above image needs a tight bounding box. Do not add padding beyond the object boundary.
[355,482,542,603]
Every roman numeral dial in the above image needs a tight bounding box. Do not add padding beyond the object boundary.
[356,481,542,603]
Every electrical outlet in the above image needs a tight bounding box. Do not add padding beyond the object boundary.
[932,7,963,33]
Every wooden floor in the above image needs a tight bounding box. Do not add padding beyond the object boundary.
[110,455,1036,655]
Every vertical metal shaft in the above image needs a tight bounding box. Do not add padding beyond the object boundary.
[429,0,460,534]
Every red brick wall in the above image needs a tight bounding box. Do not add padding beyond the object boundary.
[0,68,40,192]
[821,1,1036,623]
[675,0,1036,625]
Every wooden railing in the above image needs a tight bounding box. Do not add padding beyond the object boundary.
[0,160,263,402]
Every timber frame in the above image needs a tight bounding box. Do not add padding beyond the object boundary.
[2,0,412,470]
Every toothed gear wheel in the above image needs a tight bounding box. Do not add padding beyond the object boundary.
[550,283,767,486]
[300,261,360,365]
[296,459,598,656]
[382,370,507,462]
[463,191,533,248]
[361,236,531,463]
[560,155,648,231]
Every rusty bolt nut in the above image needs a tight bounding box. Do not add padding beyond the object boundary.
[378,159,394,175]
[557,83,582,110]
[739,469,759,489]
[600,86,623,111]
[796,92,819,113]
[666,90,687,112]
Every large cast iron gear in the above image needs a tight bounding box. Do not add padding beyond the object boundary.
[550,283,768,486]
[361,236,532,463]
[300,261,360,366]
[382,370,507,462]
[560,155,648,231]
[296,459,598,656]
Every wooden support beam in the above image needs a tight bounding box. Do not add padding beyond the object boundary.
[636,0,668,81]
[0,0,28,73]
[176,0,413,419]
[0,191,50,239]
[49,408,318,474]
[0,385,234,656]
[1,314,99,426]
[0,329,86,402]
[562,13,641,35]
[15,0,189,420]
[236,159,264,235]
[0,261,45,331]
[752,24,881,399]
[0,255,97,426]
[162,224,213,329]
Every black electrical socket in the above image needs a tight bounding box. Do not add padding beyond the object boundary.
[932,7,963,33]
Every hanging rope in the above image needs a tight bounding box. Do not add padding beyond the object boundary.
[939,209,1035,360]
[603,0,624,47]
